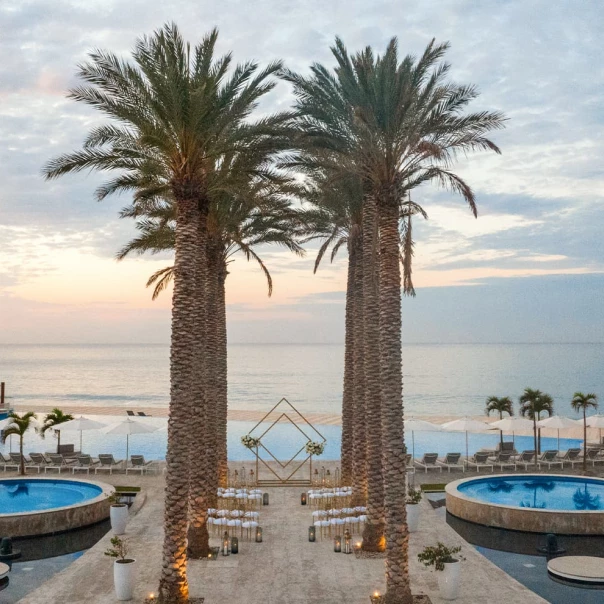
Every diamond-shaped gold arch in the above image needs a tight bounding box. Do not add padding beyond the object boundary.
[246,398,326,486]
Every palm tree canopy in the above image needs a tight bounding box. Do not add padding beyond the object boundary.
[519,388,554,419]
[118,193,305,298]
[485,396,514,417]
[38,408,75,438]
[282,36,506,213]
[1,412,37,442]
[571,392,599,414]
[43,23,293,213]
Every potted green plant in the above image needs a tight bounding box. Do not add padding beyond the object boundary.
[105,536,136,601]
[405,486,422,533]
[418,542,463,600]
[107,492,129,535]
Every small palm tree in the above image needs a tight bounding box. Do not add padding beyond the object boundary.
[38,408,74,453]
[1,412,36,475]
[485,396,514,447]
[571,392,598,474]
[519,388,554,466]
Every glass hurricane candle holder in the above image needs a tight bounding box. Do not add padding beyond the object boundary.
[308,526,316,542]
[209,546,220,561]
[370,591,383,603]
[301,493,307,505]
[344,529,352,554]
[222,531,230,556]
[231,536,239,554]
[255,526,263,543]
[263,493,269,506]
[334,535,342,553]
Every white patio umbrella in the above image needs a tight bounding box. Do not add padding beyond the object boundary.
[536,415,580,451]
[586,415,604,445]
[403,418,442,460]
[441,417,492,460]
[58,416,107,451]
[489,416,534,449]
[104,418,158,462]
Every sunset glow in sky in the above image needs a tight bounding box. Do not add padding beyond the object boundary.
[1,1,603,343]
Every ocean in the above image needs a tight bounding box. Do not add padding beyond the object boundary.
[1,343,603,418]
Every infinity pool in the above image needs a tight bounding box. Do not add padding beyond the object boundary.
[457,475,604,511]
[0,479,103,514]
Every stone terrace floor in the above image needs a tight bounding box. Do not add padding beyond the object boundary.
[11,461,567,603]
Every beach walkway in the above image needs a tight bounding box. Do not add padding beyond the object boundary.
[18,465,547,604]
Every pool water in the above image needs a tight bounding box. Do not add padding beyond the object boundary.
[458,475,604,511]
[0,480,102,514]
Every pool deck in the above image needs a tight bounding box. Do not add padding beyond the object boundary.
[13,463,551,604]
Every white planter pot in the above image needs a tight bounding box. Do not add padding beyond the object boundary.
[406,504,420,533]
[114,559,136,601]
[437,560,460,600]
[110,504,129,535]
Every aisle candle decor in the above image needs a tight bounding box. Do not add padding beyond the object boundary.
[369,591,383,603]
[255,527,263,543]
[231,536,239,554]
[263,493,269,506]
[301,493,307,505]
[334,535,342,553]
[344,530,352,554]
[209,547,219,561]
[308,526,316,542]
[222,531,230,556]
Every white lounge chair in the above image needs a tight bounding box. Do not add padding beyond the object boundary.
[44,454,77,474]
[465,452,493,472]
[72,455,99,474]
[125,455,158,475]
[436,452,465,472]
[556,448,581,468]
[513,450,535,469]
[414,453,442,473]
[537,450,563,470]
[95,454,124,474]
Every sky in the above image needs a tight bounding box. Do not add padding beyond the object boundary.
[1,0,603,344]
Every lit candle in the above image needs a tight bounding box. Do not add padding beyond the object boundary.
[344,529,352,554]
[231,536,239,554]
[334,535,342,553]
[301,493,307,505]
[308,526,316,542]
[255,526,263,543]
[222,531,230,556]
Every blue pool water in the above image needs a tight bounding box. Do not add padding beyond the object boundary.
[0,418,583,461]
[458,475,604,511]
[0,479,102,514]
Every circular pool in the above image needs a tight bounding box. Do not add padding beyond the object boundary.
[0,477,113,538]
[446,474,604,535]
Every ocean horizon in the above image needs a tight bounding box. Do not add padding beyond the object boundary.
[1,342,603,419]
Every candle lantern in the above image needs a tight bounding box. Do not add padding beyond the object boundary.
[255,526,263,543]
[334,535,342,553]
[262,493,269,506]
[231,536,239,554]
[353,537,363,559]
[301,493,307,505]
[308,526,316,542]
[369,591,383,603]
[222,531,230,556]
[209,546,220,560]
[344,529,352,554]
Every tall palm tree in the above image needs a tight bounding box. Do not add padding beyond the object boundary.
[1,412,36,475]
[120,193,304,492]
[43,23,290,602]
[519,388,554,466]
[298,173,364,490]
[284,38,505,602]
[38,408,74,453]
[485,396,514,447]
[571,392,598,474]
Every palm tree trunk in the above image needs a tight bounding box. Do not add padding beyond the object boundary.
[533,416,538,470]
[499,412,503,447]
[362,195,385,551]
[340,241,356,487]
[158,191,197,602]
[188,210,212,559]
[216,260,229,488]
[583,409,587,475]
[19,436,24,476]
[379,201,412,604]
[351,234,367,501]
[57,430,61,454]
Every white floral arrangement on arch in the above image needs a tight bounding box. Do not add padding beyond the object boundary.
[241,435,260,449]
[305,441,325,456]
